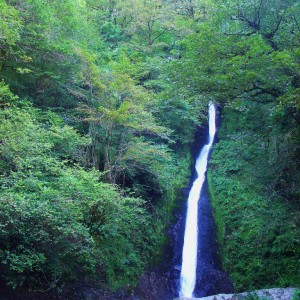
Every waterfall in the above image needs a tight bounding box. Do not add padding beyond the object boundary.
[179,102,216,298]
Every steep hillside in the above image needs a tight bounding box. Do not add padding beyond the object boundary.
[208,103,299,291]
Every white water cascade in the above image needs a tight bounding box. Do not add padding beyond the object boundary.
[179,102,217,298]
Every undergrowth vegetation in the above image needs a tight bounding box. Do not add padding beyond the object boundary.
[0,102,182,292]
[208,102,300,291]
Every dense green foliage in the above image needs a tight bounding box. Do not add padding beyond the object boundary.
[0,0,299,296]
[208,103,300,290]
[157,0,300,292]
[177,0,300,292]
[0,0,197,294]
[0,103,175,291]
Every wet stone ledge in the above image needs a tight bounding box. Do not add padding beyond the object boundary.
[174,288,298,300]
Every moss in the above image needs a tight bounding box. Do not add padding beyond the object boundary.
[207,103,300,291]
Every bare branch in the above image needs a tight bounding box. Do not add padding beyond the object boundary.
[263,15,283,40]
[231,14,260,31]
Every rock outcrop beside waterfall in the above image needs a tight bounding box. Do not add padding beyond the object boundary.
[175,288,298,300]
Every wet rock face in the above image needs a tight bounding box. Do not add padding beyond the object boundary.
[167,202,186,297]
[133,272,173,300]
[192,181,234,298]
[193,264,234,298]
[175,287,298,300]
